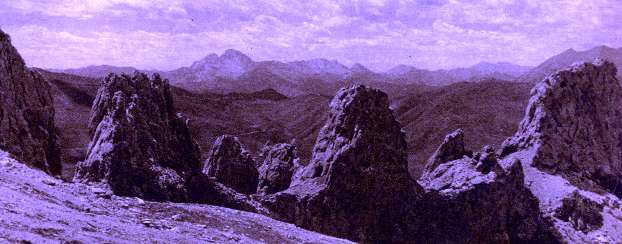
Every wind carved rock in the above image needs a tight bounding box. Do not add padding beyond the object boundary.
[203,135,259,194]
[0,29,60,175]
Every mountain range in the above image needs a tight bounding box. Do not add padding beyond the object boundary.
[56,45,622,95]
[55,49,534,95]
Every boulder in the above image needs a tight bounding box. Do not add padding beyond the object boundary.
[0,29,60,175]
[256,143,300,195]
[203,135,259,194]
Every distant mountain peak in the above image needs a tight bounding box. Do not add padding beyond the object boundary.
[351,63,371,73]
[386,64,418,75]
[221,49,252,61]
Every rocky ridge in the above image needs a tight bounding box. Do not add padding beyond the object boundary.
[0,29,60,176]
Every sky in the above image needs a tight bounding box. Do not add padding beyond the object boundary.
[1,0,621,71]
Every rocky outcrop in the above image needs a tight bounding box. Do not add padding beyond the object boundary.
[256,143,300,195]
[419,131,556,243]
[203,135,259,194]
[502,60,622,195]
[74,72,201,201]
[263,85,422,242]
[0,29,60,175]
[500,60,622,242]
[423,128,469,174]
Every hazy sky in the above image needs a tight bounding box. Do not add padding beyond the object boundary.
[1,0,621,71]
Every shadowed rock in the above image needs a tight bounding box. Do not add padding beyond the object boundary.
[0,29,60,175]
[203,135,259,194]
[263,85,422,243]
[256,143,300,195]
[74,72,201,201]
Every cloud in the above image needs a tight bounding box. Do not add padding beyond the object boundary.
[2,0,622,70]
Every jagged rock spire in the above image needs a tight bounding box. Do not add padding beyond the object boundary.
[75,72,201,201]
[0,29,60,175]
[265,85,422,243]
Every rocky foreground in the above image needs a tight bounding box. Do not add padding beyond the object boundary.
[0,151,351,243]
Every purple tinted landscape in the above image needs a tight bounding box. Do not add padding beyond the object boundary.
[1,1,622,243]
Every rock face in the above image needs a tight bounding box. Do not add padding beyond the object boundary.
[500,60,622,242]
[502,60,622,196]
[256,143,300,195]
[0,29,60,175]
[74,72,201,201]
[419,130,556,243]
[264,85,422,242]
[203,135,259,194]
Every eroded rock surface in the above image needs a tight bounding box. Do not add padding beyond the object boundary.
[74,72,201,201]
[256,143,300,195]
[419,130,556,243]
[0,29,60,175]
[203,135,259,194]
[263,85,422,242]
[500,60,622,242]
